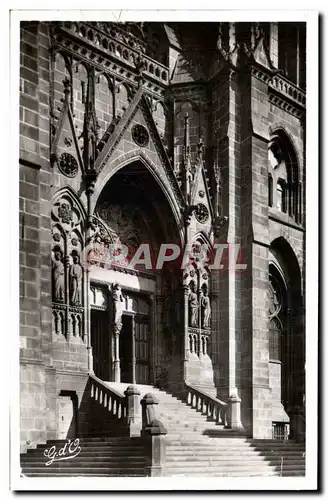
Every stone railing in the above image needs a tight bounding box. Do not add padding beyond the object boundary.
[183,383,228,427]
[89,373,127,422]
[56,22,169,85]
[269,73,306,108]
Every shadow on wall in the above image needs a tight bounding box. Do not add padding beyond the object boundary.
[79,378,128,438]
[58,390,79,440]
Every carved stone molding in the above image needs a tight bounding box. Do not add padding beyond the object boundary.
[270,74,306,108]
[268,93,304,119]
[251,66,272,85]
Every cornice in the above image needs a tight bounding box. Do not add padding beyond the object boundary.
[268,93,304,120]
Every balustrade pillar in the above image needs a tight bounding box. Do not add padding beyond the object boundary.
[141,393,159,429]
[141,393,167,477]
[124,385,141,437]
[227,394,244,430]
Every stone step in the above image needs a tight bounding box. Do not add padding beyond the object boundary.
[164,465,274,473]
[21,459,148,467]
[164,463,304,473]
[42,437,143,444]
[34,441,145,448]
[165,454,305,462]
[165,431,224,437]
[165,451,305,460]
[259,446,305,450]
[22,467,147,474]
[27,446,145,456]
[165,457,268,464]
[251,445,305,451]
[161,420,218,425]
[165,459,305,469]
[161,420,220,426]
[23,448,146,457]
[164,471,279,477]
[165,441,252,447]
[23,456,302,467]
[159,414,219,420]
[249,441,304,447]
[166,449,259,456]
[24,473,146,477]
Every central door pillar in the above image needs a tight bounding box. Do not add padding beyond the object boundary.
[113,324,122,383]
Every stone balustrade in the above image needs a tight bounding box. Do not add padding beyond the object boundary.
[57,22,169,85]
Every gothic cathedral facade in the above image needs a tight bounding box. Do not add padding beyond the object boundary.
[19,21,306,451]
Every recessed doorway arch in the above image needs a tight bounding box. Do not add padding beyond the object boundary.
[88,159,183,387]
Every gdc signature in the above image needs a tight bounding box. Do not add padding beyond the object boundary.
[43,438,81,466]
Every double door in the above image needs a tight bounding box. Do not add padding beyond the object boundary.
[120,313,150,384]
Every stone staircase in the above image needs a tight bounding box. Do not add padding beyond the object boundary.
[20,382,305,477]
[20,437,149,477]
[107,383,306,477]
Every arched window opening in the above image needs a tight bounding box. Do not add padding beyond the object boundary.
[269,275,283,361]
[268,134,301,223]
[277,180,287,213]
[268,174,273,207]
[268,140,285,170]
[268,270,286,363]
[269,317,282,361]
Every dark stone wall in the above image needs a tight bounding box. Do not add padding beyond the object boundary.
[20,21,54,452]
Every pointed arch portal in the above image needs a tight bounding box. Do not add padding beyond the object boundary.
[89,159,183,385]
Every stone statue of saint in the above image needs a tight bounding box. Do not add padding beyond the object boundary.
[70,255,83,305]
[112,283,124,327]
[201,288,211,328]
[188,282,198,327]
[52,251,65,302]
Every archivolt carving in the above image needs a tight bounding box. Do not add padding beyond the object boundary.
[97,202,145,250]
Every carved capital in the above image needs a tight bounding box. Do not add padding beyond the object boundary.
[112,322,123,335]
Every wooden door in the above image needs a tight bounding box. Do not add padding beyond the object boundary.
[135,315,150,384]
